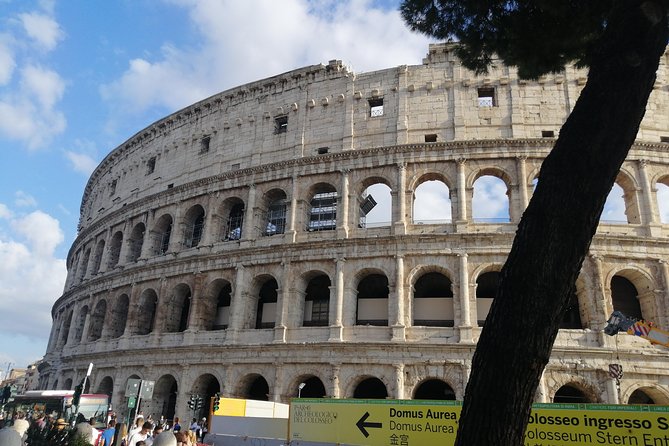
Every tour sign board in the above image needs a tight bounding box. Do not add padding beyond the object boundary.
[289,399,669,446]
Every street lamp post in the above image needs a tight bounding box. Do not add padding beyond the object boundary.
[298,383,306,398]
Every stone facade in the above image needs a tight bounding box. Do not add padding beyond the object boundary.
[43,43,669,421]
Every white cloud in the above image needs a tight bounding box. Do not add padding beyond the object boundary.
[19,12,64,51]
[15,190,37,208]
[472,176,510,221]
[65,150,98,176]
[21,64,65,109]
[0,37,16,85]
[601,183,627,223]
[101,0,432,117]
[413,180,453,222]
[0,206,66,353]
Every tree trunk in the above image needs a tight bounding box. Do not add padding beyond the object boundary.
[454,2,668,445]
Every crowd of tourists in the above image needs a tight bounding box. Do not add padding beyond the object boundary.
[0,411,208,446]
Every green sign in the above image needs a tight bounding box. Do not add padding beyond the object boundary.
[127,396,136,409]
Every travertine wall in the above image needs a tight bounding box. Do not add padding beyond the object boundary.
[42,43,669,421]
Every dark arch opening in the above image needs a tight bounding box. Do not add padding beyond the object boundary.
[611,275,643,320]
[413,272,454,327]
[304,274,331,327]
[297,376,327,398]
[356,274,389,326]
[476,271,499,326]
[247,376,270,401]
[256,279,278,329]
[629,389,655,404]
[553,385,589,403]
[353,377,388,399]
[413,379,456,400]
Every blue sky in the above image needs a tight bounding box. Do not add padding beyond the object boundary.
[0,0,438,371]
[0,0,661,374]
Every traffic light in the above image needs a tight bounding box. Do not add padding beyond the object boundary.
[212,393,221,412]
[187,394,196,410]
[195,395,203,411]
[73,383,83,407]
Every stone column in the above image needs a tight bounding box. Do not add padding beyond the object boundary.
[393,163,408,235]
[338,170,350,238]
[273,363,285,402]
[456,158,468,226]
[331,365,341,398]
[65,303,81,347]
[638,160,661,236]
[287,175,299,242]
[458,252,473,343]
[227,265,246,341]
[168,206,183,253]
[329,258,345,342]
[658,260,669,329]
[242,184,257,241]
[274,261,291,343]
[590,255,610,347]
[394,364,405,399]
[200,194,217,245]
[516,156,529,212]
[188,273,206,331]
[536,371,549,403]
[391,256,406,341]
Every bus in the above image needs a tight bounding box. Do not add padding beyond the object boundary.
[2,390,110,429]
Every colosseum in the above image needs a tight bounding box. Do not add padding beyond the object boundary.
[42,43,669,421]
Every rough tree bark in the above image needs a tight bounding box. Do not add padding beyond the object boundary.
[454,2,668,445]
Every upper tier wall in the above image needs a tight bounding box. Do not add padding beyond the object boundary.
[79,43,669,231]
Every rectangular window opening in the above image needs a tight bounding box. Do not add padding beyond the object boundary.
[274,116,288,134]
[167,183,174,189]
[200,136,211,154]
[477,87,496,107]
[109,180,117,196]
[368,98,384,117]
[317,146,329,155]
[541,130,555,138]
[424,134,438,143]
[146,157,156,175]
[231,163,240,171]
[661,136,669,143]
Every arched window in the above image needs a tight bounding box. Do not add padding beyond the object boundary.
[246,375,270,401]
[263,189,288,236]
[360,182,391,228]
[560,291,583,329]
[295,376,326,398]
[108,231,123,267]
[413,272,454,327]
[601,183,627,223]
[356,274,389,326]
[88,300,107,341]
[657,180,669,223]
[213,284,232,330]
[473,175,510,223]
[91,240,105,274]
[224,203,245,241]
[165,285,191,333]
[308,184,337,231]
[184,205,205,248]
[256,279,278,329]
[413,180,451,224]
[611,275,643,320]
[476,271,499,326]
[73,306,88,343]
[553,385,590,403]
[135,289,158,335]
[413,379,456,400]
[126,223,145,262]
[151,214,173,255]
[304,274,331,327]
[108,294,129,338]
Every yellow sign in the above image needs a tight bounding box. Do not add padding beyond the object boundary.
[289,399,669,446]
[212,397,246,417]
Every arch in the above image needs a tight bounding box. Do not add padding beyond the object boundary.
[108,294,130,338]
[256,277,278,329]
[153,374,178,421]
[126,223,146,262]
[472,174,510,222]
[559,289,583,329]
[553,384,593,403]
[476,271,500,326]
[625,385,669,405]
[78,248,91,282]
[222,198,245,241]
[150,213,173,255]
[91,240,105,274]
[239,374,270,401]
[413,271,454,327]
[191,373,221,420]
[611,275,643,320]
[628,388,655,404]
[413,178,452,224]
[356,273,389,326]
[294,375,327,398]
[359,179,392,228]
[165,284,192,333]
[307,183,337,231]
[134,288,158,335]
[656,176,669,223]
[64,378,73,390]
[353,377,388,399]
[183,204,206,248]
[108,231,123,268]
[73,305,89,343]
[413,379,456,400]
[88,300,107,341]
[303,273,331,327]
[262,189,288,236]
[59,310,73,346]
[96,376,114,398]
[203,279,232,331]
[601,183,628,223]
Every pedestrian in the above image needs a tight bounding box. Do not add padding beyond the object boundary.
[99,419,117,446]
[111,422,128,446]
[127,421,153,446]
[172,417,181,432]
[152,431,177,446]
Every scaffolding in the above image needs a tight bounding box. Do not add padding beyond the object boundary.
[224,205,244,241]
[184,216,204,248]
[153,228,171,255]
[307,191,337,231]
[263,201,287,236]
